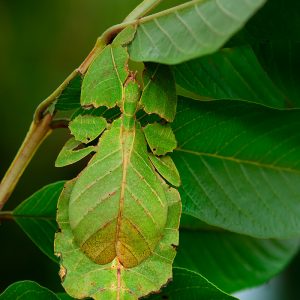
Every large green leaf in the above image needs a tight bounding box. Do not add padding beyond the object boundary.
[252,41,300,108]
[13,181,66,262]
[243,0,300,107]
[149,267,237,300]
[173,45,287,108]
[0,281,59,300]
[54,75,82,111]
[172,97,300,239]
[176,215,300,292]
[128,0,266,64]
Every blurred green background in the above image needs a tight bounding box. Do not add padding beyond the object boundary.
[0,0,299,297]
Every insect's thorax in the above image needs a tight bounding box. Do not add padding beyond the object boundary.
[121,78,140,131]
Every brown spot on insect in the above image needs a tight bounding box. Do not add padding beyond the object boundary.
[171,243,178,250]
[109,191,117,197]
[124,70,138,86]
[82,104,94,110]
[59,265,67,281]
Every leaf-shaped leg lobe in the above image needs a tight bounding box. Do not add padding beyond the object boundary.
[69,118,168,268]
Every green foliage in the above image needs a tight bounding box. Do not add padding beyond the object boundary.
[128,0,266,64]
[54,76,82,111]
[13,181,66,262]
[149,268,237,300]
[173,98,300,238]
[173,45,287,108]
[2,0,299,299]
[243,0,300,107]
[178,216,300,292]
[0,281,60,300]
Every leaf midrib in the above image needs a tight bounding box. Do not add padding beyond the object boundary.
[138,0,208,24]
[175,148,300,175]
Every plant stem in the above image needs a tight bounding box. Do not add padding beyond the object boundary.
[0,114,53,210]
[0,211,14,221]
[123,0,163,22]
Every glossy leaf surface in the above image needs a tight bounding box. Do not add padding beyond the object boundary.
[54,75,82,111]
[0,281,59,300]
[13,181,65,262]
[242,0,300,107]
[173,45,287,108]
[129,0,266,64]
[177,215,300,292]
[173,97,300,238]
[149,267,237,300]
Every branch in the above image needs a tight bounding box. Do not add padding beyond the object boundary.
[0,211,14,221]
[0,114,53,210]
[123,0,163,22]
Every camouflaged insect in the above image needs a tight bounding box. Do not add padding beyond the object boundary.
[54,26,181,300]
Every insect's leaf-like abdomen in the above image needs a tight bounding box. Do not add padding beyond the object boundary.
[69,119,168,268]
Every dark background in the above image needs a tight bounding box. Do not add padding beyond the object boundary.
[0,0,299,298]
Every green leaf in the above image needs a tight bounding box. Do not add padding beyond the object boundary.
[253,41,300,108]
[13,181,65,262]
[55,177,181,299]
[143,123,177,156]
[177,215,300,292]
[55,137,95,167]
[69,115,107,144]
[56,293,75,300]
[54,75,82,111]
[128,0,266,64]
[149,267,237,300]
[173,97,300,239]
[173,45,287,108]
[243,0,300,107]
[0,281,59,300]
[141,63,177,122]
